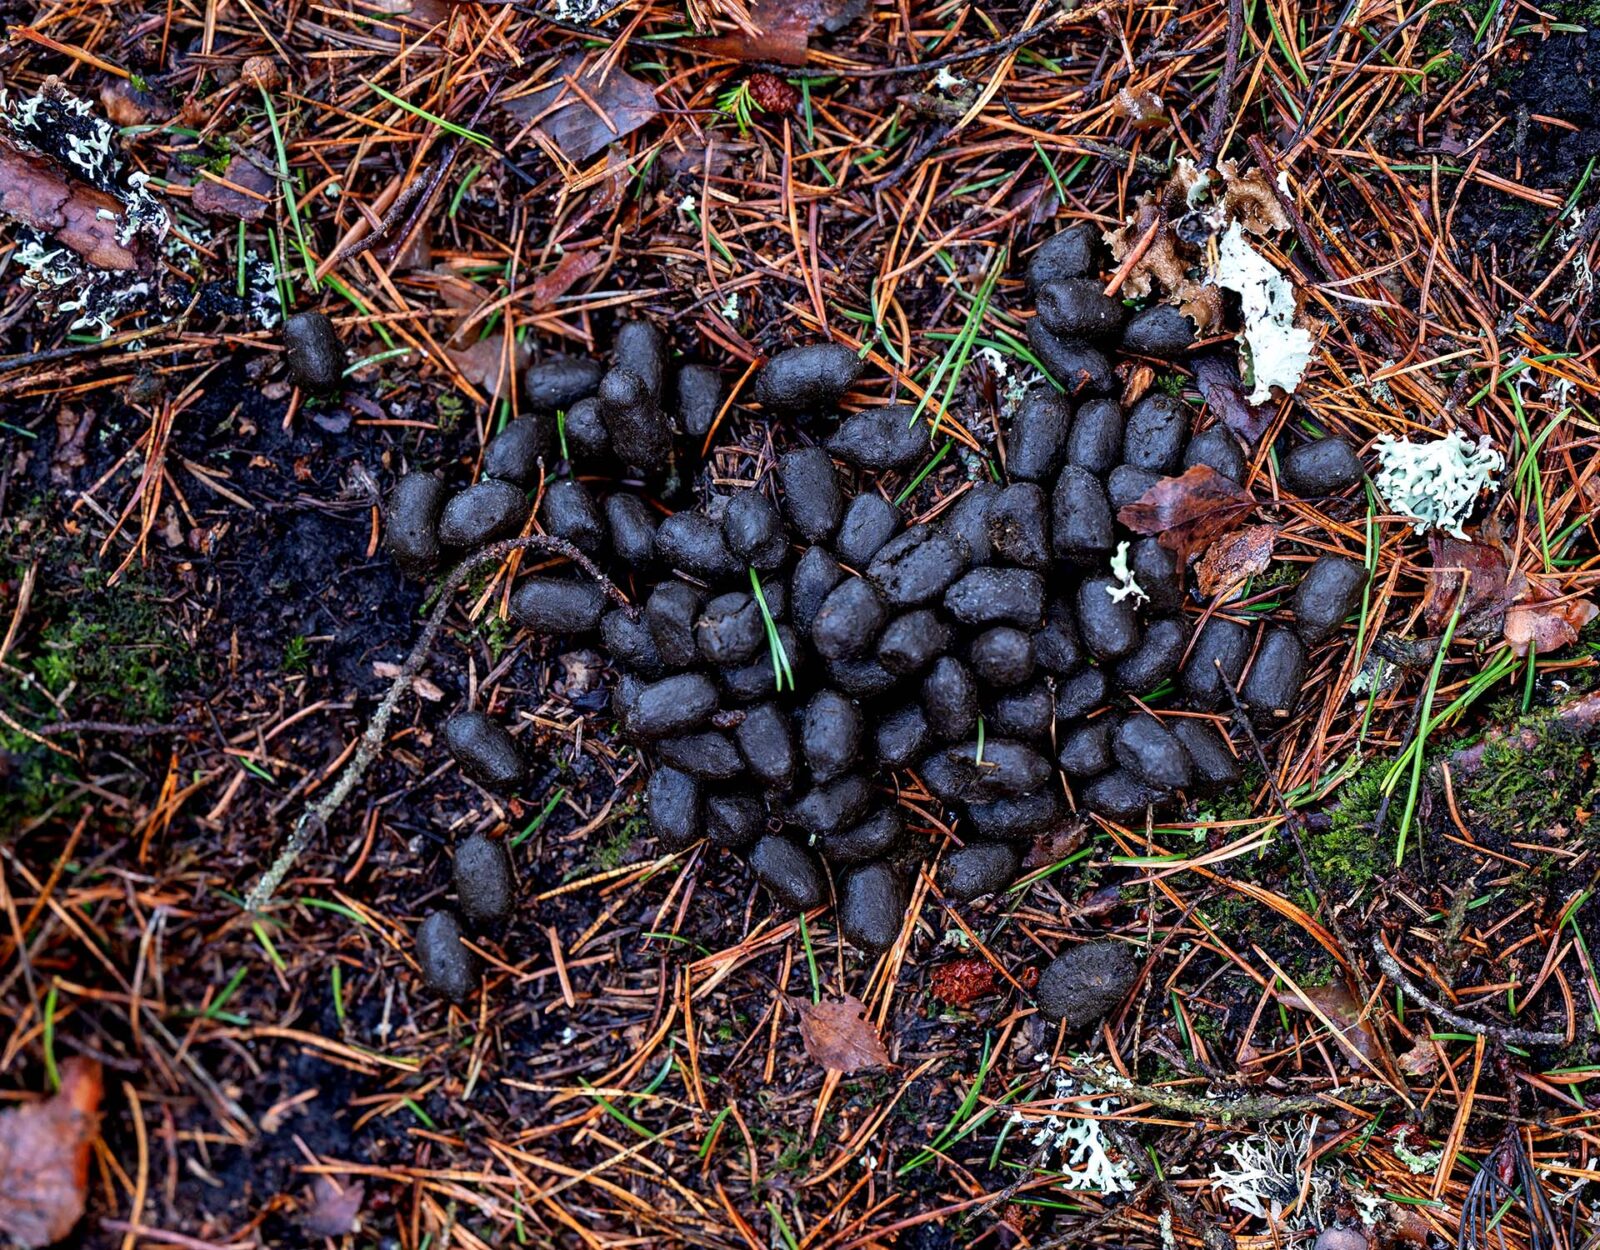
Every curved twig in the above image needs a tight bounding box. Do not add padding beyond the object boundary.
[1370,935,1567,1047]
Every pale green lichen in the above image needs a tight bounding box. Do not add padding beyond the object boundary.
[1373,430,1503,538]
[1106,541,1148,606]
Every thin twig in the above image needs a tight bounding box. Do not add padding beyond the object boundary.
[1370,935,1567,1047]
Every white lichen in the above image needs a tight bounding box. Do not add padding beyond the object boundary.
[1209,1119,1329,1226]
[1010,1066,1137,1194]
[1372,430,1503,538]
[930,66,969,93]
[1210,221,1314,403]
[1106,541,1148,606]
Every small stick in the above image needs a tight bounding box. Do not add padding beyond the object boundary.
[244,535,632,914]
[1200,0,1245,168]
[1369,935,1566,1047]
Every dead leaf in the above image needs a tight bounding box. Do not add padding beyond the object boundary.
[1195,524,1276,598]
[794,994,890,1073]
[0,134,145,270]
[1503,575,1599,657]
[373,662,443,701]
[1117,465,1256,564]
[504,54,659,163]
[1281,981,1379,1066]
[1194,354,1273,446]
[1218,160,1291,236]
[690,0,864,65]
[1022,819,1088,870]
[1421,534,1509,635]
[1396,1038,1439,1076]
[192,156,274,221]
[929,958,999,1008]
[1112,88,1168,130]
[302,1176,365,1238]
[529,250,600,311]
[0,1058,102,1249]
[447,331,531,403]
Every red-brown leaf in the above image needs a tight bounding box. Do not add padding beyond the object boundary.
[1117,465,1256,564]
[504,54,660,163]
[1503,575,1599,657]
[929,958,998,1008]
[192,156,275,221]
[0,1058,102,1249]
[528,250,600,311]
[1281,981,1379,1066]
[1422,534,1510,635]
[1195,524,1276,598]
[1194,354,1273,445]
[794,994,890,1073]
[302,1176,365,1238]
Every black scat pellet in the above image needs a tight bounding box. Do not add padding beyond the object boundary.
[723,624,803,702]
[1280,438,1363,496]
[1052,465,1115,566]
[705,792,763,848]
[823,807,902,864]
[675,363,723,439]
[1033,599,1083,676]
[969,626,1035,688]
[876,703,930,768]
[812,577,886,660]
[802,689,864,784]
[824,654,902,699]
[790,545,845,634]
[737,701,798,789]
[626,672,718,739]
[988,483,1051,570]
[988,681,1054,740]
[283,310,345,393]
[1054,665,1109,721]
[1063,400,1121,480]
[1107,465,1161,511]
[752,342,864,414]
[940,842,1021,902]
[1128,537,1183,613]
[509,578,606,634]
[647,766,701,848]
[1292,556,1368,644]
[1123,394,1189,473]
[917,750,969,803]
[604,493,659,567]
[1081,768,1167,821]
[695,591,765,666]
[614,673,641,725]
[941,481,1000,565]
[1183,426,1246,484]
[483,415,553,487]
[437,479,530,548]
[786,774,872,837]
[1057,720,1113,778]
[1075,576,1142,660]
[1028,320,1115,395]
[1179,616,1251,708]
[834,494,901,569]
[598,367,671,471]
[1026,223,1098,291]
[839,861,905,953]
[416,910,478,1001]
[826,403,929,471]
[722,490,788,570]
[868,525,972,607]
[645,582,704,668]
[453,833,514,927]
[1113,713,1192,789]
[655,512,741,580]
[944,567,1045,628]
[524,356,603,411]
[934,738,1052,799]
[442,710,526,790]
[1241,625,1307,724]
[657,731,744,780]
[1120,304,1196,357]
[1007,386,1072,482]
[537,477,604,555]
[1035,278,1126,340]
[750,835,826,910]
[613,319,666,399]
[1035,941,1138,1028]
[964,790,1063,841]
[601,608,665,677]
[922,656,979,741]
[877,609,954,675]
[778,447,845,542]
[1170,718,1240,791]
[383,472,446,576]
[1114,616,1188,692]
[563,396,610,460]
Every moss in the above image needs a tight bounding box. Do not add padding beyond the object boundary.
[1311,758,1390,893]
[1461,715,1598,837]
[591,801,645,870]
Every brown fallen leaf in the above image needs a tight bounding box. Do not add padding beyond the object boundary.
[1281,981,1379,1066]
[0,1058,102,1249]
[794,994,890,1073]
[1421,534,1509,635]
[192,156,275,221]
[529,249,600,311]
[690,0,864,65]
[929,958,998,1008]
[1195,524,1276,598]
[446,331,531,403]
[504,54,659,164]
[1503,575,1599,657]
[301,1176,365,1238]
[1117,465,1256,564]
[1194,355,1272,446]
[1396,1038,1439,1077]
